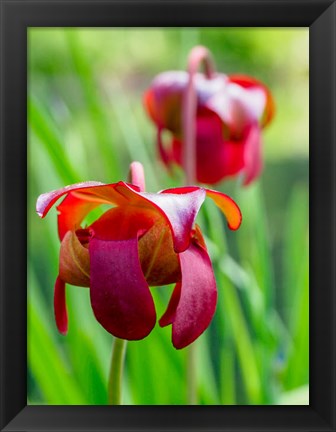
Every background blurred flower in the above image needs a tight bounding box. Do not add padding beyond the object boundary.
[36,170,241,349]
[144,70,275,185]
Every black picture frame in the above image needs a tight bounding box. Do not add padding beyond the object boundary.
[1,0,335,431]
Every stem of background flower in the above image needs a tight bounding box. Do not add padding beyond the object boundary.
[183,46,216,405]
[182,46,215,185]
[108,337,127,405]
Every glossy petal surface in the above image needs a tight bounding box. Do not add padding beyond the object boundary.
[89,236,156,340]
[160,241,217,349]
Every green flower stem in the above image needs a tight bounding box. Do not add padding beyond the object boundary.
[108,337,127,405]
[183,46,216,405]
[186,343,197,405]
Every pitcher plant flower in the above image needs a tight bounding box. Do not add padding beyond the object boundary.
[36,162,241,349]
[144,46,275,185]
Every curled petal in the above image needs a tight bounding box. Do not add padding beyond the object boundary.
[144,189,206,252]
[161,186,242,231]
[160,241,217,349]
[89,235,156,340]
[205,189,242,230]
[36,181,140,240]
[115,183,206,253]
[56,183,137,240]
[54,277,68,335]
[206,83,266,137]
[228,74,275,127]
[36,181,104,218]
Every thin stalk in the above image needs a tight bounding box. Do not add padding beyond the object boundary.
[182,46,215,185]
[183,46,216,404]
[108,338,127,405]
[186,343,197,405]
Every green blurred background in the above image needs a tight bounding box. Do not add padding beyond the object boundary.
[28,28,309,405]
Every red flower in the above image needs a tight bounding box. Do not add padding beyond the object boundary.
[36,172,241,349]
[144,71,275,185]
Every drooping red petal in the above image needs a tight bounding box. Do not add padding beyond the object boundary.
[242,124,263,186]
[194,109,245,182]
[159,282,181,327]
[160,241,217,349]
[171,109,245,184]
[161,185,242,231]
[89,235,156,340]
[90,206,180,287]
[54,276,68,335]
